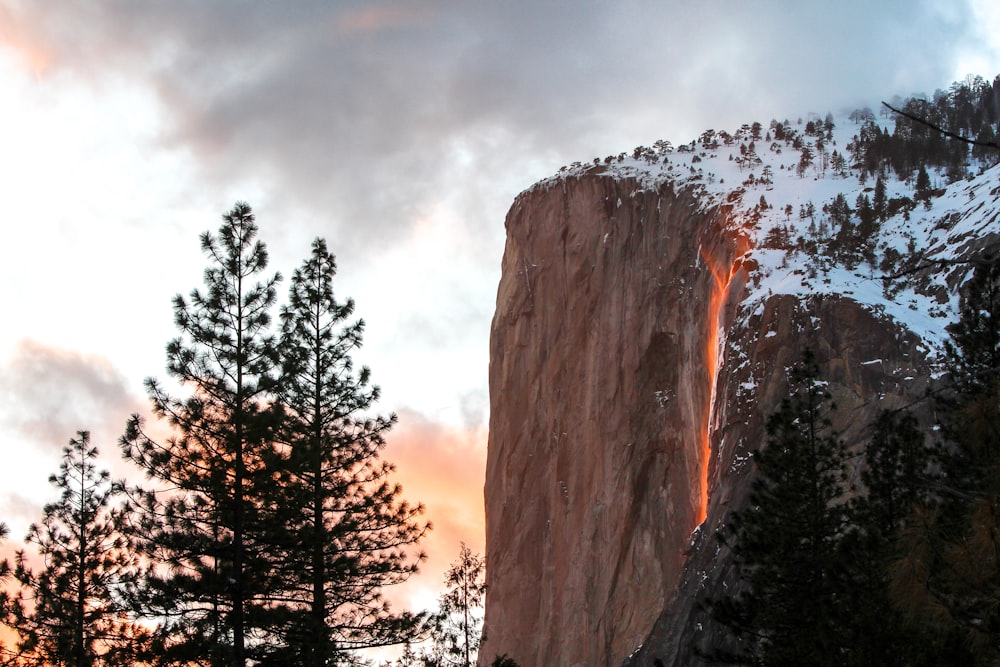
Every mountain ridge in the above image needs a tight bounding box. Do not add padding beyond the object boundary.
[481,78,1000,666]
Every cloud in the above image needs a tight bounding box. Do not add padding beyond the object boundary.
[0,339,144,455]
[3,1,991,263]
[387,408,486,550]
[0,340,149,550]
[0,491,43,532]
[381,408,487,610]
[336,5,431,34]
[0,5,52,77]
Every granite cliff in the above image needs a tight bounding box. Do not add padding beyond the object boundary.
[480,106,1000,666]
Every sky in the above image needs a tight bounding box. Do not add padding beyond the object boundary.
[0,0,999,623]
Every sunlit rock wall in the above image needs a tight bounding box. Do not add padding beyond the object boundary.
[624,292,935,666]
[480,172,748,667]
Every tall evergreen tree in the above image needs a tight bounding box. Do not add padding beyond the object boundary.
[857,410,929,541]
[915,165,933,206]
[838,411,964,666]
[873,176,888,221]
[264,238,427,663]
[944,256,1000,402]
[892,255,1000,663]
[120,202,281,666]
[707,351,853,666]
[431,544,486,667]
[829,192,854,256]
[10,432,148,667]
[854,193,876,239]
[0,523,12,664]
[796,145,814,177]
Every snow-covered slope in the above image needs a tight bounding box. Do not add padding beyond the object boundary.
[536,109,1000,360]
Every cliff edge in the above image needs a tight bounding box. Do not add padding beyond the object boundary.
[480,112,1000,666]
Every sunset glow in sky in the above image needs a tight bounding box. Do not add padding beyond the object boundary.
[1,1,999,618]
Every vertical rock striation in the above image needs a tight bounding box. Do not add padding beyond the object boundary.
[480,171,750,667]
[625,291,935,666]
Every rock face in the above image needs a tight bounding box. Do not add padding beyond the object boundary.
[479,168,960,667]
[623,291,934,666]
[480,172,752,667]
[480,122,999,665]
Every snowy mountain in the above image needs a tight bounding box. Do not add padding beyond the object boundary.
[545,104,1000,358]
[481,81,1000,667]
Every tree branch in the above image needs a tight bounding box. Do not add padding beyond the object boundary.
[882,101,1000,150]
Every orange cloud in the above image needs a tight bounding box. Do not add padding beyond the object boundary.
[336,5,428,34]
[0,7,53,77]
[380,408,487,611]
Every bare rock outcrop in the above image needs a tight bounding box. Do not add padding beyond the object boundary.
[480,172,751,667]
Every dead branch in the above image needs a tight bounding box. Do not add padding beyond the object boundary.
[882,101,1000,150]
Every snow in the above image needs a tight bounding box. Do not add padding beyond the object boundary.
[531,108,1000,364]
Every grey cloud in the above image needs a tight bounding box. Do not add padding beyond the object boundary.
[0,339,143,453]
[1,1,988,262]
[1,492,43,530]
[458,389,488,432]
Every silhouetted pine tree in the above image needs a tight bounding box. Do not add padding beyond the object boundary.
[429,543,486,667]
[838,411,965,666]
[858,411,929,540]
[892,254,1000,664]
[708,351,853,666]
[120,202,282,667]
[10,432,149,666]
[261,238,427,664]
[0,522,12,664]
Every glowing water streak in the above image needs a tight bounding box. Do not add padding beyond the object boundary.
[697,236,748,524]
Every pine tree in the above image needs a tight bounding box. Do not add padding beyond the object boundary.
[430,544,486,667]
[0,523,15,665]
[264,238,427,663]
[837,411,963,666]
[944,257,1000,401]
[831,150,847,176]
[10,432,148,666]
[891,255,1000,664]
[828,192,853,243]
[796,145,814,178]
[120,202,282,666]
[858,410,929,539]
[915,165,932,206]
[708,351,853,665]
[972,125,998,164]
[854,193,876,239]
[873,176,888,221]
